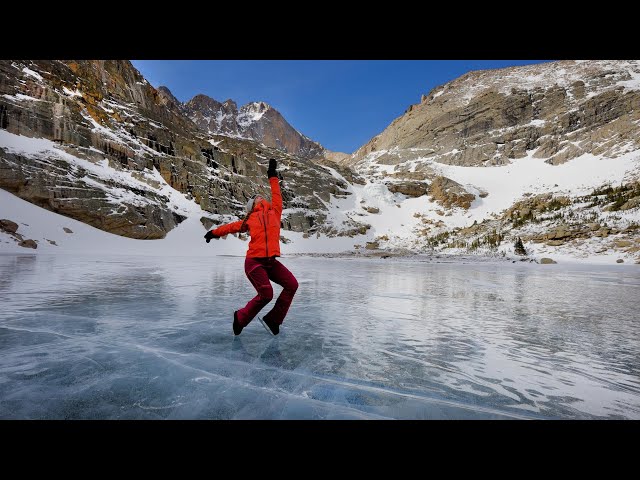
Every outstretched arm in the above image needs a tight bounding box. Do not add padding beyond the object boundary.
[204,220,244,243]
[212,220,245,237]
[268,158,282,217]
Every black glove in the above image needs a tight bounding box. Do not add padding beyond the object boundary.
[204,231,219,243]
[267,158,278,178]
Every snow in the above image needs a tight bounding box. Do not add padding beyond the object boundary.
[237,114,261,128]
[78,110,165,158]
[431,150,640,223]
[0,131,368,257]
[444,60,640,108]
[618,68,640,91]
[349,146,640,259]
[523,239,634,265]
[237,102,269,128]
[62,86,83,98]
[22,67,43,81]
[0,186,375,257]
[0,129,70,157]
[2,129,639,264]
[0,129,165,213]
[2,93,42,102]
[0,177,233,256]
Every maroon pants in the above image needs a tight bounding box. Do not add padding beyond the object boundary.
[236,257,298,327]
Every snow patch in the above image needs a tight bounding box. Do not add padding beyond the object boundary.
[2,93,42,102]
[22,67,43,81]
[63,86,83,98]
[237,102,270,128]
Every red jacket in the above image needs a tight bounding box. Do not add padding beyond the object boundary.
[210,177,282,258]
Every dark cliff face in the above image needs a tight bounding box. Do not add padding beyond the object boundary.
[0,60,361,240]
[182,93,325,159]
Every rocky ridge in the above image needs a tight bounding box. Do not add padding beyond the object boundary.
[0,60,366,240]
[180,92,325,160]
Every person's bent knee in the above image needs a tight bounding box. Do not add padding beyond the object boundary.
[258,286,274,302]
[288,278,299,293]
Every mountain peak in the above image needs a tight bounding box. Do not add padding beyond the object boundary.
[222,98,238,110]
[187,94,221,108]
[184,96,323,158]
[238,101,272,126]
[243,101,271,112]
[156,86,180,109]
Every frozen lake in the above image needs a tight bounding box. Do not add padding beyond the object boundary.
[1,254,639,419]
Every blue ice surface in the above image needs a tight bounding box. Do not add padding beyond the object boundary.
[1,253,639,419]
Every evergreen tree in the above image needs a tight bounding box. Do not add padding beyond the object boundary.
[514,237,527,256]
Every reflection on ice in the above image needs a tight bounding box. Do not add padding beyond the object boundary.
[0,254,639,419]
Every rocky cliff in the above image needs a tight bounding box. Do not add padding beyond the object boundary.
[2,59,639,262]
[180,92,325,160]
[0,60,363,240]
[352,60,640,167]
[341,60,640,261]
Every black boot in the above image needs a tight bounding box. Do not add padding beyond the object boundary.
[258,316,279,336]
[233,311,244,336]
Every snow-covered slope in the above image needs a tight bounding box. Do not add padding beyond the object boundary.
[0,60,359,240]
[2,60,640,264]
[0,168,367,257]
[3,139,638,264]
[350,60,640,168]
[431,60,640,108]
[0,130,369,256]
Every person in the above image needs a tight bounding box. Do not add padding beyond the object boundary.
[204,158,298,336]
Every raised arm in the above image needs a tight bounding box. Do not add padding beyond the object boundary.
[268,158,282,216]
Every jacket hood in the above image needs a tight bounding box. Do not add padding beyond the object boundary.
[252,197,270,212]
[246,194,271,214]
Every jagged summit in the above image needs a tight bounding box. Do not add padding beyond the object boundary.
[182,93,324,159]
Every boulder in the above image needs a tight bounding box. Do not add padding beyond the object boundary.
[620,197,640,210]
[540,257,557,264]
[0,219,19,233]
[200,217,220,231]
[386,181,429,197]
[428,176,475,210]
[546,226,573,240]
[614,240,633,248]
[19,239,37,249]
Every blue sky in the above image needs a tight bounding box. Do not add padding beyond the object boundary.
[132,60,550,154]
